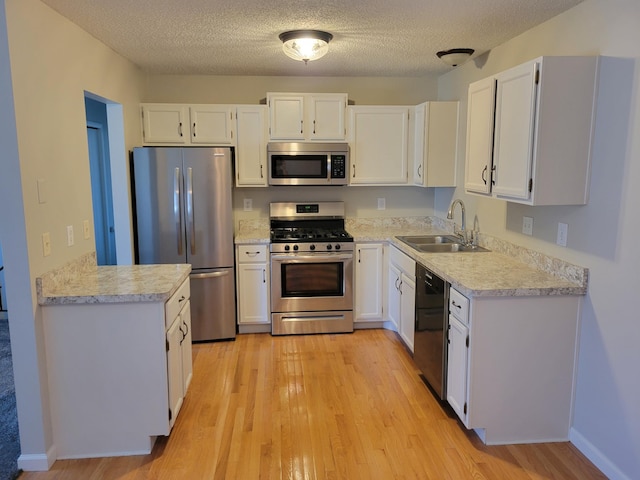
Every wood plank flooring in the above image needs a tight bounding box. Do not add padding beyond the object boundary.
[20,330,605,479]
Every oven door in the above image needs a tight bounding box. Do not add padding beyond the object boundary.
[270,252,353,313]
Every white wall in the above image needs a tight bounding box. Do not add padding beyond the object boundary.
[1,0,144,468]
[435,1,640,478]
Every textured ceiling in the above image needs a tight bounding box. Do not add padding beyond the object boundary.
[39,0,584,77]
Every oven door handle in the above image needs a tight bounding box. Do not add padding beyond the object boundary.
[271,254,353,262]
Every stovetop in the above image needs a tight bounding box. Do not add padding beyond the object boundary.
[271,227,353,243]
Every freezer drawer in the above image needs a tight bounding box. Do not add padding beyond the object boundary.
[190,268,236,341]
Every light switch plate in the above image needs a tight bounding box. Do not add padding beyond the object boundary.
[243,198,253,211]
[67,225,74,246]
[522,216,533,236]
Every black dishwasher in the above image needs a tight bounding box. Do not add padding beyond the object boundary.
[414,264,449,400]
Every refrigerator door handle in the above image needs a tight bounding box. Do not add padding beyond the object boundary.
[174,167,183,256]
[191,270,230,279]
[186,167,196,255]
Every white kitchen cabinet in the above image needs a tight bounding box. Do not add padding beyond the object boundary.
[42,276,192,458]
[267,92,347,141]
[411,102,459,187]
[236,244,270,333]
[464,56,599,205]
[235,105,268,186]
[445,287,582,445]
[348,106,410,185]
[141,103,235,145]
[387,245,416,351]
[446,287,469,423]
[354,243,384,323]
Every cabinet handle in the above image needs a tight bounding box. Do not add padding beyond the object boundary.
[452,300,461,310]
[300,120,303,134]
[481,165,487,185]
[193,122,196,138]
[313,119,316,134]
[179,122,183,137]
[263,269,266,283]
[358,249,361,263]
[245,251,260,256]
[178,295,186,303]
[260,164,263,178]
[491,164,496,185]
[417,164,422,178]
[395,277,400,290]
[399,280,403,294]
[352,164,356,178]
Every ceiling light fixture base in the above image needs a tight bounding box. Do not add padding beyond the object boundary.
[436,48,475,67]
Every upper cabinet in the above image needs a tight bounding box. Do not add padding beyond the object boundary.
[235,105,268,187]
[141,104,235,145]
[348,106,410,185]
[411,101,459,187]
[267,92,347,141]
[464,56,599,205]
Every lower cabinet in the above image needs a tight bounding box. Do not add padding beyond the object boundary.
[354,243,384,323]
[387,245,416,351]
[42,277,193,458]
[236,244,271,332]
[446,287,582,445]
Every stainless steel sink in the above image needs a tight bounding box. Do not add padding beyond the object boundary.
[396,235,490,253]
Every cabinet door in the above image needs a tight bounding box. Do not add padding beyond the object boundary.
[399,273,416,352]
[386,262,402,331]
[349,106,409,185]
[412,103,427,185]
[492,61,539,200]
[142,104,188,144]
[166,316,184,430]
[447,314,469,424]
[308,94,347,141]
[354,244,384,322]
[179,301,193,395]
[237,263,270,324]
[464,78,496,194]
[190,105,235,144]
[268,95,305,140]
[236,105,268,186]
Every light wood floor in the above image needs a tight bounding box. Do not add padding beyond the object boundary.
[20,330,605,480]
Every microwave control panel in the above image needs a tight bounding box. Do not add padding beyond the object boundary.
[331,155,347,179]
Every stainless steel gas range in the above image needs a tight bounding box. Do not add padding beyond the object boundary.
[269,202,354,335]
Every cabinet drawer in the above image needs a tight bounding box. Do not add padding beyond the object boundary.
[389,245,415,277]
[236,244,268,263]
[449,287,469,325]
[165,278,191,329]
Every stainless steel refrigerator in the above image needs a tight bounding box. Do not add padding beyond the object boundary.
[132,147,236,341]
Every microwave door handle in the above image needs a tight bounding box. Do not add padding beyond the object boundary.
[327,154,332,183]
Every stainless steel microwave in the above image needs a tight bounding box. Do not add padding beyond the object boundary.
[267,142,349,186]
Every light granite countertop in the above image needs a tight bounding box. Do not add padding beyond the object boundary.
[37,253,191,305]
[236,216,588,298]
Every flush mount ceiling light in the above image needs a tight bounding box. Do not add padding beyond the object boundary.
[436,48,475,67]
[279,30,333,64]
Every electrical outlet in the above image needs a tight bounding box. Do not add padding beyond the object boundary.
[42,232,51,257]
[243,198,253,211]
[522,216,533,236]
[83,220,91,239]
[377,198,386,210]
[557,222,568,247]
[66,225,74,246]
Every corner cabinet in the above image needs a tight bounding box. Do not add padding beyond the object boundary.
[445,287,582,445]
[141,103,235,145]
[42,277,193,458]
[387,246,415,351]
[348,106,410,185]
[411,101,459,187]
[236,244,271,333]
[465,56,599,205]
[354,243,384,323]
[267,92,347,141]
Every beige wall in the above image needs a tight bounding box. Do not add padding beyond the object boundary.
[434,1,640,477]
[143,74,438,105]
[2,0,144,467]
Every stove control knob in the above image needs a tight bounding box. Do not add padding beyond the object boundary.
[284,245,290,251]
[293,245,299,251]
[326,244,332,250]
[310,244,316,251]
[335,244,341,250]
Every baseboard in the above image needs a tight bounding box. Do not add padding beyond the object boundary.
[570,427,630,480]
[17,444,56,471]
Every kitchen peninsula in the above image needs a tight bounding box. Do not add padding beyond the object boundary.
[37,253,192,459]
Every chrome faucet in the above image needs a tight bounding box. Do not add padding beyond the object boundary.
[447,199,467,244]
